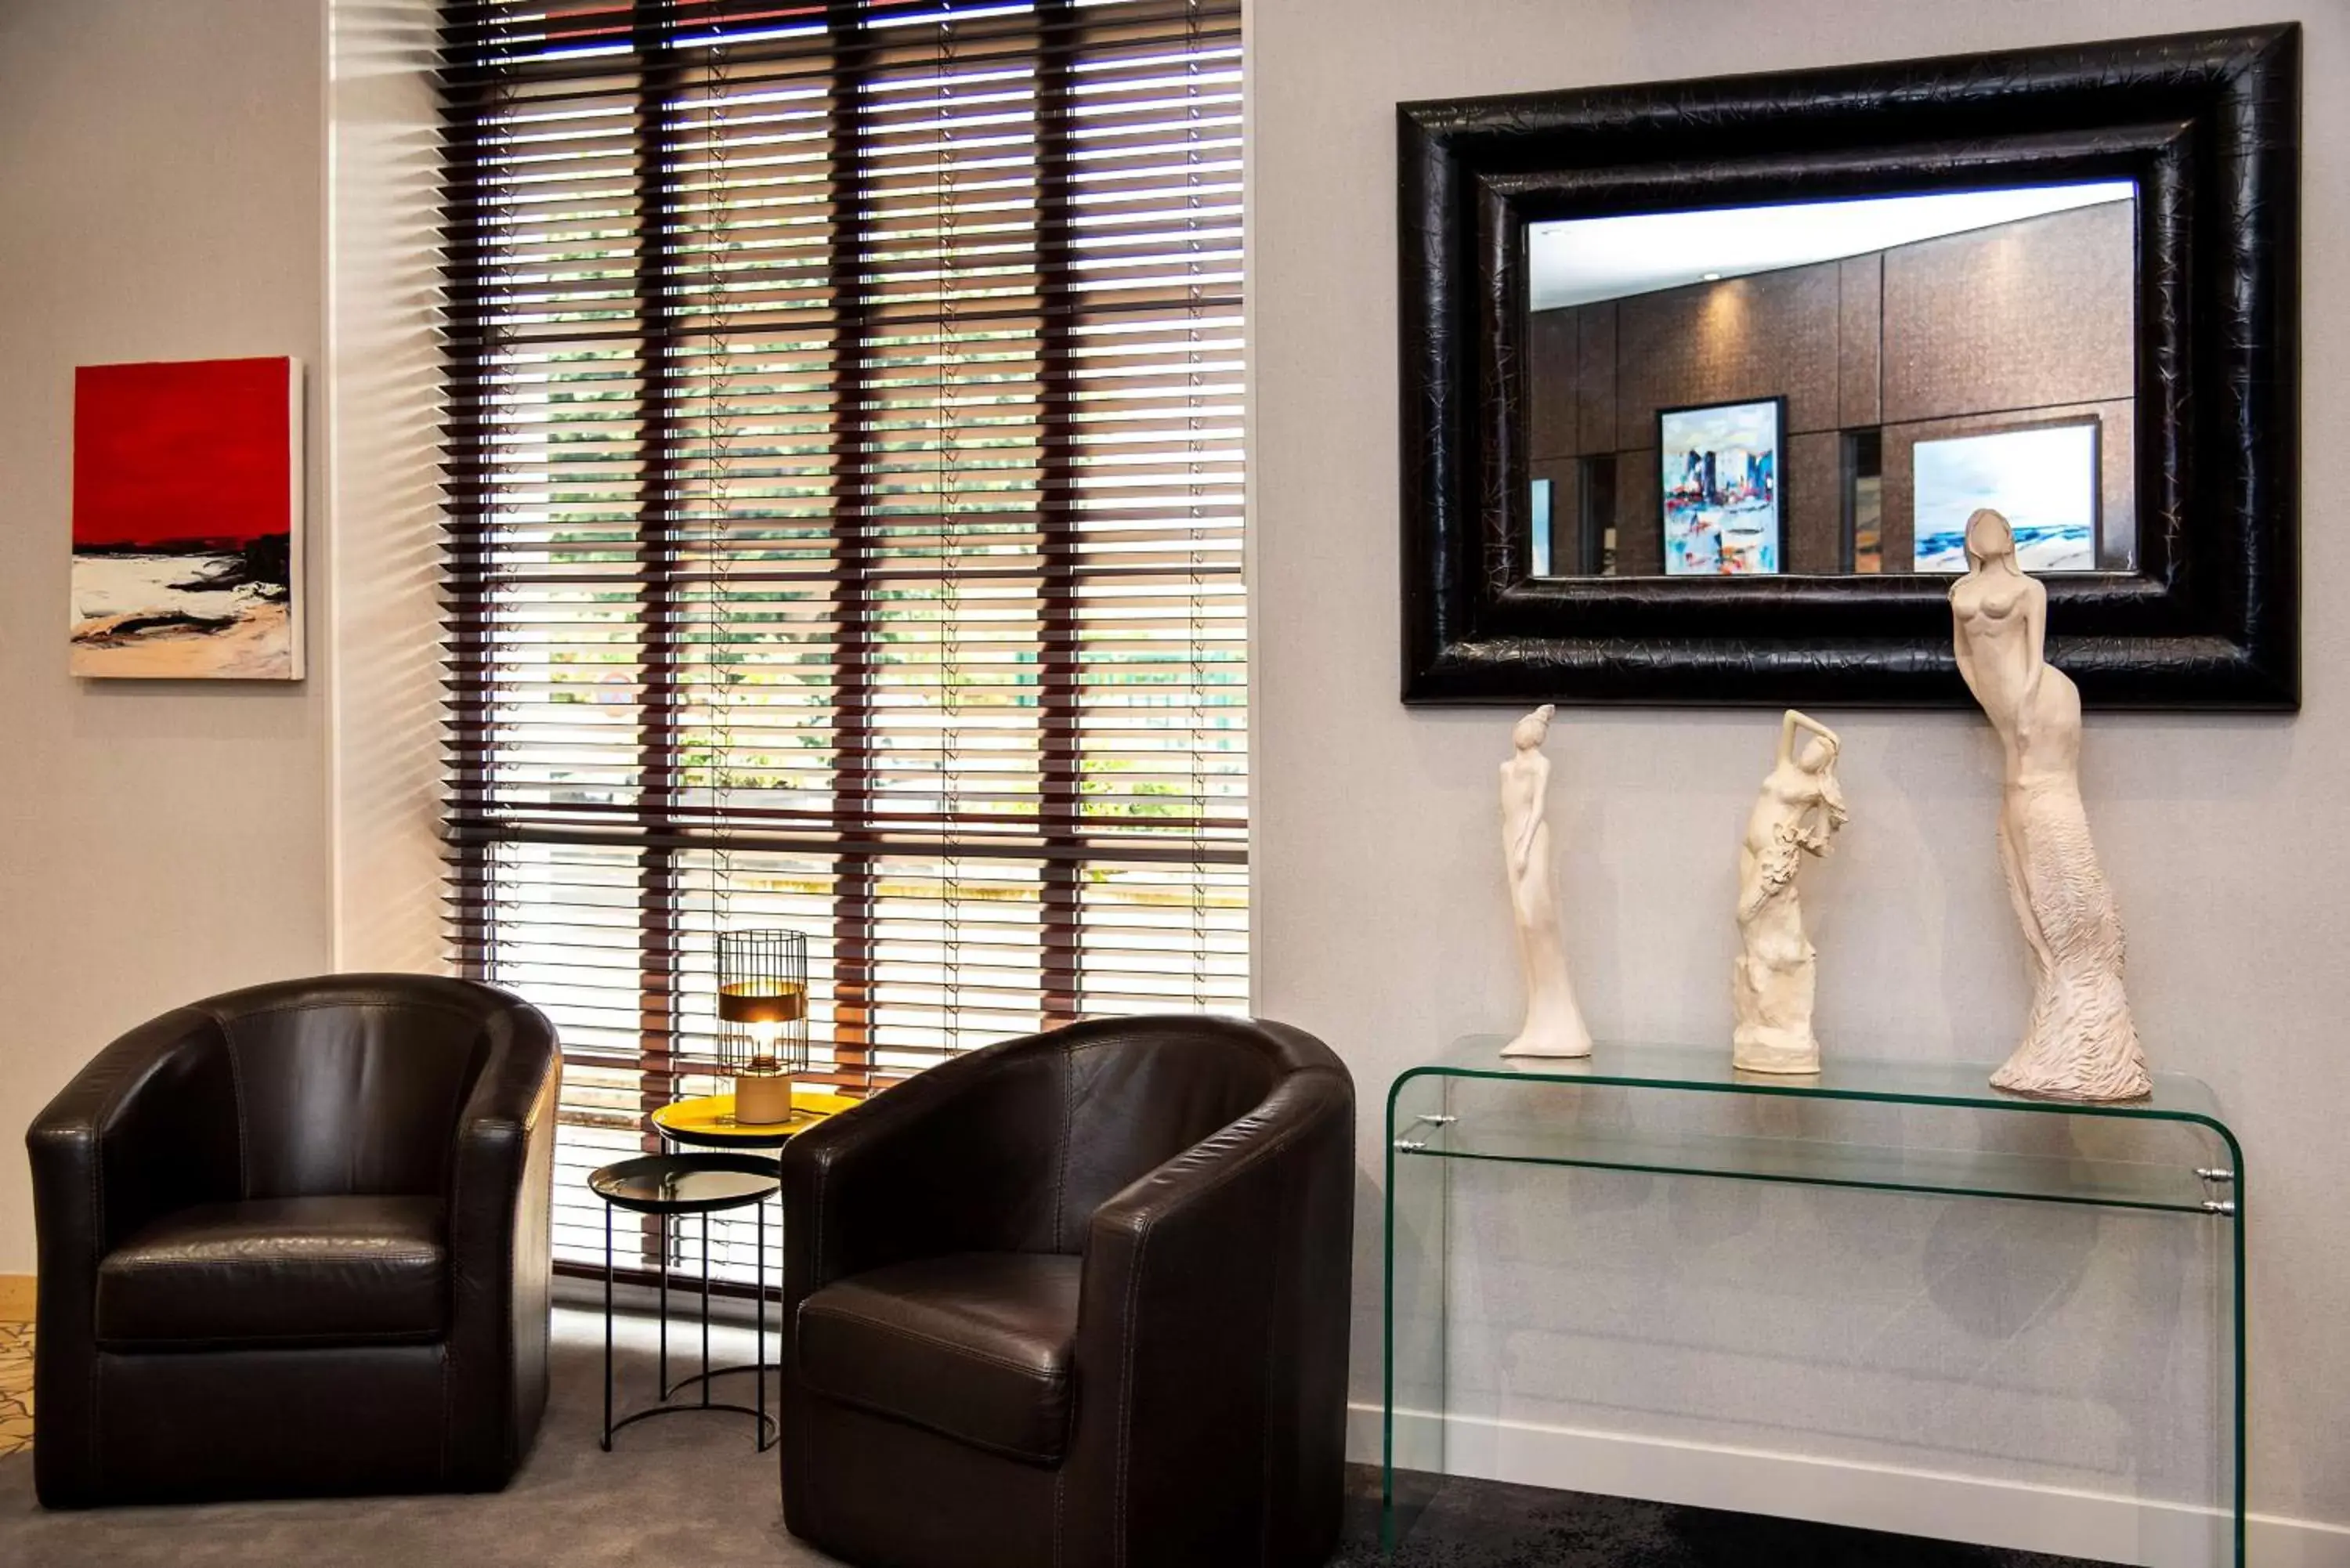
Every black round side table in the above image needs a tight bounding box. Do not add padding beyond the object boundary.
[588,1151,782,1451]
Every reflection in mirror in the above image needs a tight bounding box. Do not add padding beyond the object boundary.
[1524,182,2138,578]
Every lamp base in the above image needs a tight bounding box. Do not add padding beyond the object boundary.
[732,1071,795,1126]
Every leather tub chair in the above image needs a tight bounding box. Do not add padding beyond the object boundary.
[779,1015,1355,1568]
[25,974,560,1506]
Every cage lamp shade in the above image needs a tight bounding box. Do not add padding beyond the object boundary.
[714,928,812,1109]
[718,981,807,1027]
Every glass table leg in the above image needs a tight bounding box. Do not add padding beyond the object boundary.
[1383,1069,1452,1554]
[2230,1144,2247,1568]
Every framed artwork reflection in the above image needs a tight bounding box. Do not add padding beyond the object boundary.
[1529,478,1555,576]
[1913,419,2101,573]
[1659,396,1784,576]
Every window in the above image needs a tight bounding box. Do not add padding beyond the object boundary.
[439,0,1246,1275]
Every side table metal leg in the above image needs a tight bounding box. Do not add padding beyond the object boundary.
[701,1209,714,1409]
[757,1194,769,1450]
[602,1201,614,1452]
[659,1210,669,1394]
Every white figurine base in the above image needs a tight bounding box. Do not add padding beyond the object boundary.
[1500,1017,1593,1060]
[1730,953,1820,1075]
[1990,1046,2152,1102]
[1987,962,2151,1100]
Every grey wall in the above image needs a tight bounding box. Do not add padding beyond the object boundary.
[327,0,449,975]
[1253,0,2347,1545]
[0,0,331,1270]
[1531,201,2136,572]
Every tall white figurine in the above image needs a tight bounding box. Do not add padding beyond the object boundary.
[1732,710,1848,1074]
[1499,704,1593,1058]
[1951,509,2150,1100]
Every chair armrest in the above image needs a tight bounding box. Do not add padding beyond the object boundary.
[26,1005,240,1508]
[445,992,560,1281]
[443,992,561,1487]
[779,1033,1068,1304]
[27,1005,241,1264]
[1061,1055,1357,1568]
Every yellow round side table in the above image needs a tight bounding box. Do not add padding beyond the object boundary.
[649,1086,860,1151]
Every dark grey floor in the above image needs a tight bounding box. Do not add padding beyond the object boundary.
[1341,1469,2111,1567]
[0,1310,2115,1567]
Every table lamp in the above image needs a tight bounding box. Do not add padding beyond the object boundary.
[716,929,808,1126]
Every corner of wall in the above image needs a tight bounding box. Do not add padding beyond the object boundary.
[326,0,453,975]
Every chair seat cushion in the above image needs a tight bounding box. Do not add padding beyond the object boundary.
[96,1194,447,1350]
[797,1252,1081,1465]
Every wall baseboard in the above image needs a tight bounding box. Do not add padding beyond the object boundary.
[1350,1406,2350,1568]
[0,1275,31,1320]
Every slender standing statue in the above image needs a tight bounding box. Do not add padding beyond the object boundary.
[1499,704,1593,1058]
[1732,710,1848,1074]
[1950,509,2150,1100]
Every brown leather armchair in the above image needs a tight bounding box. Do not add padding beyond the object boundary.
[779,1015,1355,1568]
[25,974,560,1507]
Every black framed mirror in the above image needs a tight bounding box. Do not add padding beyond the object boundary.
[1398,26,2300,708]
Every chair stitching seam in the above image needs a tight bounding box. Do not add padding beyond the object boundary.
[800,1307,1069,1378]
[811,1154,830,1289]
[1103,1098,1338,1227]
[1259,1156,1289,1562]
[93,1327,446,1348]
[1114,1219,1148,1568]
[804,1383,1062,1465]
[86,1129,102,1490]
[1053,1046,1073,1252]
[102,1250,443,1270]
[219,996,487,1021]
[212,1006,252,1198]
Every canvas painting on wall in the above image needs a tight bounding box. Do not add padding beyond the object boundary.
[1912,421,2099,573]
[1660,397,1782,575]
[71,356,304,680]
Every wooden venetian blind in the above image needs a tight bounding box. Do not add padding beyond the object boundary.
[439,0,1246,1270]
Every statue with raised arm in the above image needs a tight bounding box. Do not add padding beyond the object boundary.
[1499,704,1593,1058]
[1732,710,1848,1074]
[1950,509,2149,1100]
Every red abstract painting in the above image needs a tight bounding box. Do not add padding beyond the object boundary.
[70,357,303,679]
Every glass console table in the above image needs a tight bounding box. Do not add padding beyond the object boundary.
[1383,1038,2246,1563]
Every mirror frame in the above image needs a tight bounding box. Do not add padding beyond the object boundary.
[1397,26,2300,709]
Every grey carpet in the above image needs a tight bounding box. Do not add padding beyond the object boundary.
[0,1311,822,1566]
[0,1310,2115,1567]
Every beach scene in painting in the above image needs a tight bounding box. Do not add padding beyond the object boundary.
[1913,422,2099,573]
[1661,399,1781,575]
[71,358,302,680]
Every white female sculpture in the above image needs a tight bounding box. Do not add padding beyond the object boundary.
[1732,710,1848,1075]
[1499,704,1593,1058]
[1950,508,2150,1100]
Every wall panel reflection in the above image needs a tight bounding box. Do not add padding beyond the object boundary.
[1526,184,2138,579]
